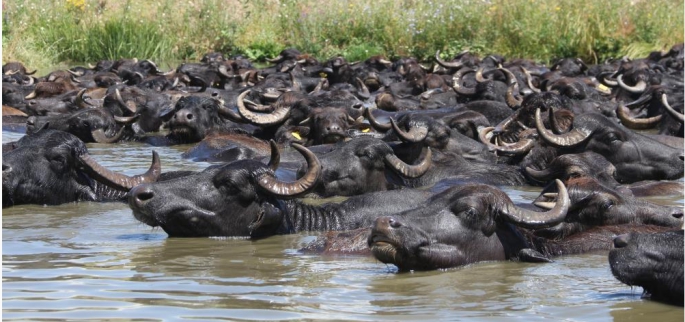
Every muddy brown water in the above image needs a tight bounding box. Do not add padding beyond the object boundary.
[3,130,684,321]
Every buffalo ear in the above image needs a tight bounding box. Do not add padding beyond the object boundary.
[213,168,257,203]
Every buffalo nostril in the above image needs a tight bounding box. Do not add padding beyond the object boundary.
[613,234,630,248]
[673,212,683,219]
[186,114,193,120]
[679,155,684,161]
[2,164,11,172]
[388,217,402,228]
[130,185,155,207]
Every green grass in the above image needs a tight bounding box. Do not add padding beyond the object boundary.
[3,0,683,72]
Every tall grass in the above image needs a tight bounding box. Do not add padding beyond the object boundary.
[3,0,683,72]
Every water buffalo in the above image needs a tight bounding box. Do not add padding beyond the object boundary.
[367,180,571,271]
[127,142,439,238]
[609,230,684,306]
[531,177,683,239]
[296,137,431,197]
[2,129,160,207]
[532,108,684,183]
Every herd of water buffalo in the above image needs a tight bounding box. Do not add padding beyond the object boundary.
[2,44,684,306]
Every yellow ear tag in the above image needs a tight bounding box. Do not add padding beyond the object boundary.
[362,127,371,133]
[319,72,327,78]
[597,84,611,93]
[291,131,302,140]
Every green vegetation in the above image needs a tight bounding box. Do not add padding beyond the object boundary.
[3,0,683,71]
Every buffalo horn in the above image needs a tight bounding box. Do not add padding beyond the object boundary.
[434,50,464,69]
[266,55,283,63]
[79,151,161,191]
[384,147,432,178]
[452,68,477,95]
[522,67,540,93]
[535,108,591,147]
[617,74,647,93]
[478,127,535,155]
[237,90,290,125]
[364,107,391,131]
[91,126,126,144]
[616,104,662,129]
[114,88,137,114]
[267,140,281,171]
[391,118,428,143]
[662,93,684,122]
[74,89,94,109]
[500,179,570,229]
[256,143,321,198]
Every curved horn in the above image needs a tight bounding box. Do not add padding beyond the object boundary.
[500,179,570,229]
[624,90,653,108]
[616,104,662,129]
[67,69,83,77]
[384,147,432,178]
[25,91,37,100]
[113,114,140,124]
[521,67,540,93]
[236,90,290,125]
[256,143,321,198]
[475,66,493,83]
[267,140,280,171]
[355,77,370,100]
[266,55,283,63]
[535,108,591,147]
[661,93,684,123]
[452,68,477,95]
[114,88,137,114]
[434,50,464,69]
[500,68,523,109]
[91,126,126,144]
[617,74,647,93]
[364,107,391,131]
[74,88,95,109]
[478,127,535,155]
[597,71,619,87]
[79,151,161,191]
[23,76,35,86]
[524,165,558,183]
[391,118,428,143]
[244,99,274,112]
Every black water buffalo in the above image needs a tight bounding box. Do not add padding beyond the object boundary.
[296,137,431,197]
[162,95,241,144]
[531,177,683,239]
[25,107,137,143]
[532,108,684,183]
[367,180,571,271]
[524,151,683,197]
[609,230,684,306]
[2,129,160,207]
[127,142,439,238]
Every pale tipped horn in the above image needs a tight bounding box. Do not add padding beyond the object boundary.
[256,143,321,198]
[79,151,161,191]
[500,179,570,229]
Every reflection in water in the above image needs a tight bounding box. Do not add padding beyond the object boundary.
[2,131,684,320]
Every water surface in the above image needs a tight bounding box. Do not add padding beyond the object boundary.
[3,130,683,321]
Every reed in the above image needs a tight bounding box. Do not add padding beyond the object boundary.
[3,0,682,71]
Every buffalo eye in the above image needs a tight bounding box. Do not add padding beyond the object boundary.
[601,199,614,211]
[49,154,68,169]
[605,132,621,144]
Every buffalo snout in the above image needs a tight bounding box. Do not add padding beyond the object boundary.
[613,234,630,249]
[173,109,195,125]
[129,184,156,209]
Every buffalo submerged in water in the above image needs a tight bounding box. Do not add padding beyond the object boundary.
[2,44,684,306]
